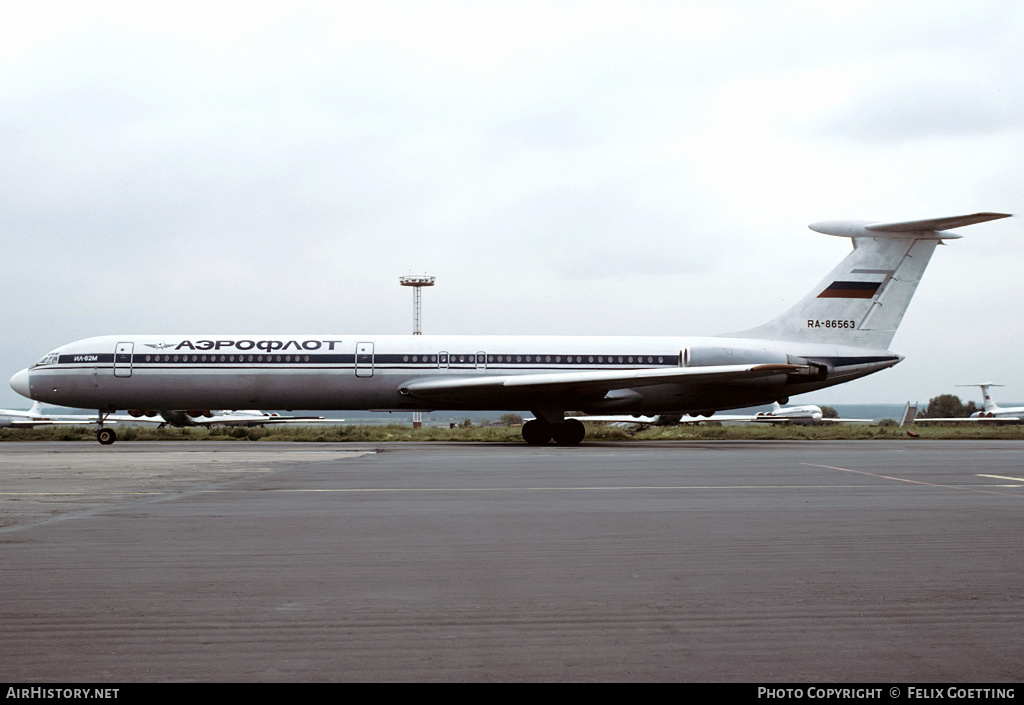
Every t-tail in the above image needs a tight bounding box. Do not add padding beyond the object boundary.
[724,213,1011,349]
[957,383,1004,413]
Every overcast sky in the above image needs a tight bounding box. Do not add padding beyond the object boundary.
[3,0,1022,409]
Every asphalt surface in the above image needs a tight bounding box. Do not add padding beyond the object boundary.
[1,440,1022,682]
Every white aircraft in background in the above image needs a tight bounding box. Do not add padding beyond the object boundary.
[121,409,338,428]
[0,404,335,431]
[741,401,828,423]
[961,384,1024,419]
[717,401,872,424]
[9,212,1010,445]
[571,402,872,428]
[914,384,1024,423]
[0,400,110,429]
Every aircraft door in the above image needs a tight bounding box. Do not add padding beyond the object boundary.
[355,342,374,377]
[114,342,134,378]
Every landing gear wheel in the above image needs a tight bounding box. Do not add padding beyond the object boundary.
[552,418,586,446]
[96,428,117,445]
[522,419,553,445]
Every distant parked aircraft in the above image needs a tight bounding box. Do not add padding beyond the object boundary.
[0,403,337,436]
[960,384,1024,420]
[123,409,336,428]
[915,384,1024,423]
[725,401,872,424]
[571,402,872,428]
[0,401,108,429]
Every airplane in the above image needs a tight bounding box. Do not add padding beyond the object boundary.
[914,383,1024,423]
[8,212,1010,445]
[702,401,872,424]
[570,402,873,428]
[961,384,1024,420]
[735,401,873,424]
[737,401,830,423]
[0,400,111,428]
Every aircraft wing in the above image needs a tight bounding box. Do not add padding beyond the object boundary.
[567,415,664,427]
[402,363,807,400]
[0,419,111,429]
[569,411,873,425]
[569,414,773,425]
[107,415,162,425]
[735,414,816,423]
[0,413,111,428]
[739,414,874,423]
[104,411,340,427]
[914,417,1022,423]
[0,403,112,428]
[674,413,832,423]
[193,411,331,427]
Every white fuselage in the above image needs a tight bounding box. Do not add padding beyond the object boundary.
[971,406,1024,419]
[756,404,823,420]
[10,333,899,416]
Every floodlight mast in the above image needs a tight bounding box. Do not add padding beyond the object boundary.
[399,275,435,335]
[399,275,435,428]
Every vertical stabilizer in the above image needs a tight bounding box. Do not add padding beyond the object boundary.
[722,213,1010,349]
[957,383,1004,412]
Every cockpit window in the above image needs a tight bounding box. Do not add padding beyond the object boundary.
[34,351,60,367]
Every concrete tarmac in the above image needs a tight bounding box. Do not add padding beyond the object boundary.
[1,440,1022,682]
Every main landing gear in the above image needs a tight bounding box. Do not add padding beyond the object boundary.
[521,418,586,446]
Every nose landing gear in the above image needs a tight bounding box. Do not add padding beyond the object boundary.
[96,410,116,445]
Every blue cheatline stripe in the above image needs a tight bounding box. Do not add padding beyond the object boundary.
[56,352,685,367]
[45,353,898,372]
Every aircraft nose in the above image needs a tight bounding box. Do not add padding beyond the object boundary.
[9,368,31,399]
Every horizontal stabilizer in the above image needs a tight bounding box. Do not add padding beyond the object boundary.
[867,212,1011,233]
[728,211,1010,348]
[810,212,1011,239]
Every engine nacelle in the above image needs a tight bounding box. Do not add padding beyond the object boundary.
[684,346,788,367]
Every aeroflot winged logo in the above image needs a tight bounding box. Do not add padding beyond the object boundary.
[816,281,882,299]
[145,339,346,352]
